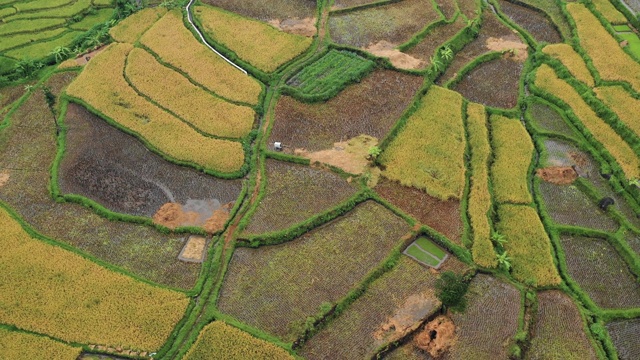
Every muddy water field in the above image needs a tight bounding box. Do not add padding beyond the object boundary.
[527,99,578,138]
[60,103,242,220]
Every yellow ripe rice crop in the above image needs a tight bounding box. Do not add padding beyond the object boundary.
[490,115,534,205]
[591,0,628,25]
[194,5,312,73]
[594,86,640,138]
[466,103,497,268]
[66,43,245,173]
[497,204,561,287]
[535,64,640,179]
[0,328,82,360]
[183,321,294,360]
[140,10,262,105]
[126,48,254,139]
[0,207,189,351]
[568,3,640,91]
[380,86,466,201]
[542,44,594,87]
[109,7,167,44]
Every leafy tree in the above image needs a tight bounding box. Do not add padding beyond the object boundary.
[435,271,469,312]
[42,86,60,135]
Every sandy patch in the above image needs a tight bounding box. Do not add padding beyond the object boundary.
[269,17,316,37]
[536,166,578,185]
[365,41,425,70]
[179,235,207,263]
[153,201,233,233]
[74,45,107,66]
[0,172,9,187]
[295,134,378,174]
[374,292,439,343]
[485,37,528,61]
[415,315,456,358]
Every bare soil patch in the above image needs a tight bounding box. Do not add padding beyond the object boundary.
[268,17,316,37]
[485,36,529,61]
[415,315,456,358]
[295,134,376,174]
[74,45,107,65]
[366,41,425,70]
[536,166,578,185]
[153,201,232,232]
[178,235,208,263]
[0,172,9,187]
[270,69,422,152]
[375,178,463,244]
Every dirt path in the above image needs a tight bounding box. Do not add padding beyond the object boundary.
[163,3,333,358]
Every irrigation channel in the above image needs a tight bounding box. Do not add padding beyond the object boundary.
[158,2,333,358]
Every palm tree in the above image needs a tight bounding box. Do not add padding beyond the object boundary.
[440,46,453,61]
[497,252,512,272]
[429,56,443,72]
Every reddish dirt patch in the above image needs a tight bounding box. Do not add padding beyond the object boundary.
[153,202,232,233]
[415,315,456,358]
[375,178,463,244]
[536,166,578,185]
[268,17,316,37]
[365,41,425,70]
[203,208,230,233]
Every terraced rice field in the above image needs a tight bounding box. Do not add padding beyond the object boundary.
[526,290,598,360]
[242,159,359,235]
[452,57,524,108]
[201,0,317,22]
[497,0,562,43]
[560,235,640,309]
[606,318,640,360]
[218,201,409,341]
[527,98,578,138]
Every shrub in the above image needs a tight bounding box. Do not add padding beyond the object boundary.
[436,271,470,312]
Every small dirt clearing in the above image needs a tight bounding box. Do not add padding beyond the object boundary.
[536,166,578,185]
[179,235,208,263]
[269,17,316,37]
[374,292,439,341]
[153,201,232,232]
[365,41,425,70]
[485,36,528,61]
[0,172,9,187]
[295,134,377,174]
[415,315,456,358]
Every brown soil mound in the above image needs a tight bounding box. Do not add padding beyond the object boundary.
[0,172,9,187]
[415,315,456,358]
[537,166,578,185]
[203,209,230,233]
[269,17,316,37]
[485,36,528,61]
[152,202,199,229]
[374,292,439,341]
[365,41,425,70]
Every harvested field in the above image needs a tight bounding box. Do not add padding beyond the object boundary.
[328,0,442,48]
[438,10,520,84]
[526,290,598,360]
[567,3,640,92]
[624,231,640,255]
[242,159,358,235]
[125,47,255,139]
[497,205,561,286]
[194,5,313,73]
[594,86,640,139]
[536,167,578,185]
[0,82,28,115]
[527,99,578,138]
[66,43,246,174]
[535,64,640,179]
[201,0,317,22]
[445,274,521,359]
[606,318,640,360]
[0,207,189,351]
[538,182,619,232]
[434,0,458,19]
[183,321,293,360]
[109,7,167,44]
[270,69,422,152]
[560,235,640,309]
[140,10,262,105]
[452,57,524,108]
[514,0,571,40]
[380,86,466,201]
[542,44,594,87]
[300,258,441,360]
[490,115,534,204]
[333,0,383,9]
[405,16,468,67]
[0,328,82,360]
[458,0,481,19]
[218,201,409,341]
[60,103,242,218]
[497,0,562,43]
[0,73,201,289]
[466,102,497,267]
[375,178,463,244]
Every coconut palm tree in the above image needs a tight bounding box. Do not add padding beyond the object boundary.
[497,252,512,272]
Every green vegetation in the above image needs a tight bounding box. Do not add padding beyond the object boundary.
[286,49,375,101]
[404,237,447,267]
[435,271,469,312]
[490,115,534,205]
[380,86,466,201]
[6,31,83,59]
